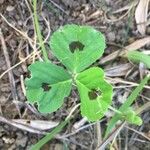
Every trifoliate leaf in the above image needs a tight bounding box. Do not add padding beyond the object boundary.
[50,24,106,73]
[25,62,72,113]
[76,67,113,121]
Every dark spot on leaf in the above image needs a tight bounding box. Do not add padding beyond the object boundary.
[88,89,102,100]
[88,91,97,100]
[69,41,84,53]
[42,83,51,91]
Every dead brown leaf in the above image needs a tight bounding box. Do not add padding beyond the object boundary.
[105,63,132,77]
[100,37,150,64]
[135,0,150,35]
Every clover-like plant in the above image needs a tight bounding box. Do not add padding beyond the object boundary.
[25,23,150,150]
[25,24,148,125]
[24,1,150,149]
[25,24,113,121]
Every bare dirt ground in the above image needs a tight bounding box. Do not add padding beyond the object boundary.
[0,0,150,150]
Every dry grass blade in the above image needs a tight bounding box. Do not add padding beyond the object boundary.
[0,29,22,117]
[105,63,132,77]
[0,50,40,80]
[112,0,138,14]
[135,0,150,35]
[0,13,34,43]
[100,37,150,64]
[125,126,150,141]
[104,0,138,23]
[0,12,51,81]
[0,116,46,134]
[107,77,150,90]
[97,122,126,150]
[12,119,59,130]
[73,117,87,130]
[96,122,102,148]
[48,0,68,15]
[0,29,18,101]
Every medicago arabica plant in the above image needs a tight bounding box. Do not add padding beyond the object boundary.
[25,24,113,121]
[25,24,149,149]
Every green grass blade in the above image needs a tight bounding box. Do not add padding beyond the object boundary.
[127,51,150,68]
[33,0,49,62]
[105,75,149,137]
[119,76,149,111]
[31,119,69,150]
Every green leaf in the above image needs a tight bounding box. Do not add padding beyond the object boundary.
[76,67,113,121]
[25,62,72,113]
[127,51,150,68]
[122,108,142,126]
[50,24,106,73]
[105,75,149,137]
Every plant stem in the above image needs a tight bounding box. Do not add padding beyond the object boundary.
[31,119,69,150]
[108,106,122,115]
[33,0,49,62]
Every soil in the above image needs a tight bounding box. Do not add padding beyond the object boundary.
[0,0,150,150]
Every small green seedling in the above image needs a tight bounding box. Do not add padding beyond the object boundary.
[105,75,149,137]
[25,24,147,124]
[105,50,150,137]
[25,1,149,149]
[127,51,150,68]
[25,24,113,121]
